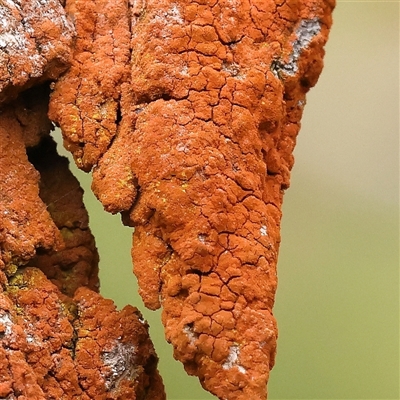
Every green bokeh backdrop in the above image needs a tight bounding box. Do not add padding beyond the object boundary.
[54,2,399,399]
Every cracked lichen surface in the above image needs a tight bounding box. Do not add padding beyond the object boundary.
[50,0,335,398]
[0,110,165,399]
[0,100,164,398]
[0,267,164,399]
[0,4,165,395]
[0,0,74,104]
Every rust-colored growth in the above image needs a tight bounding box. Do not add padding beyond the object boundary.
[0,83,98,295]
[50,0,335,398]
[27,135,100,297]
[0,95,165,397]
[49,0,132,171]
[0,94,62,273]
[73,287,165,399]
[1,1,165,397]
[0,267,164,399]
[0,0,74,104]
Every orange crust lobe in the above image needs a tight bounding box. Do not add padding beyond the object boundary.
[49,0,335,398]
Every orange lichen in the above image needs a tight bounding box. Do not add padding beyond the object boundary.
[50,0,335,398]
[27,136,100,297]
[0,2,165,397]
[0,267,164,399]
[1,0,335,398]
[0,0,74,104]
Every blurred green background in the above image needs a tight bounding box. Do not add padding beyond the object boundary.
[54,2,399,399]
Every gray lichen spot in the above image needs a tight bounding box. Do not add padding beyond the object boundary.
[222,345,246,374]
[0,312,13,337]
[183,324,197,345]
[260,225,267,236]
[271,18,321,77]
[102,341,137,390]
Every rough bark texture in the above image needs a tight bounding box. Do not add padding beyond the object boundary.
[0,1,165,398]
[49,0,335,399]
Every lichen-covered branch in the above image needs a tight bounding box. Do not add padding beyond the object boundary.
[0,2,165,397]
[0,268,164,399]
[0,98,165,397]
[0,0,74,104]
[49,0,335,399]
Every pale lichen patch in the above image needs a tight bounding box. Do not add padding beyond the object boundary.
[102,341,137,390]
[260,225,267,236]
[272,18,321,77]
[183,324,197,345]
[0,312,13,337]
[222,345,246,374]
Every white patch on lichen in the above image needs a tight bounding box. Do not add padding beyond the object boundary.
[0,0,75,89]
[183,325,196,345]
[222,62,238,75]
[222,345,246,374]
[25,322,41,346]
[102,341,137,390]
[26,334,35,344]
[272,18,321,77]
[294,19,322,51]
[0,312,13,337]
[180,65,189,76]
[260,225,267,236]
[153,4,183,25]
[227,0,240,12]
[176,143,189,153]
[297,99,305,108]
[238,365,246,373]
[222,62,246,80]
[153,3,184,39]
[198,234,207,243]
[167,4,183,24]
